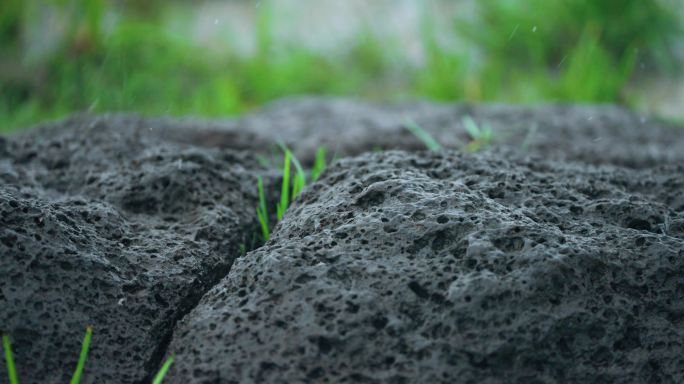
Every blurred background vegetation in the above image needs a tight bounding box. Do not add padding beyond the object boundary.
[1,0,683,132]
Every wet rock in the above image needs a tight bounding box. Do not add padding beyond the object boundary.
[0,118,266,383]
[2,101,683,383]
[167,150,684,383]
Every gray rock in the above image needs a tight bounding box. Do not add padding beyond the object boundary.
[167,150,684,383]
[0,117,267,383]
[2,100,684,383]
[19,98,684,170]
[191,97,684,168]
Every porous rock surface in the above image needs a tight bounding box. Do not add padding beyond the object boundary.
[1,99,683,383]
[0,117,267,383]
[167,150,684,383]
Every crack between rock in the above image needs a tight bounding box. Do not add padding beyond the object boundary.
[138,174,284,382]
[136,257,233,383]
[137,229,272,383]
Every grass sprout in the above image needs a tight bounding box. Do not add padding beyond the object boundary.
[404,120,441,152]
[405,117,496,153]
[290,153,307,200]
[3,335,18,384]
[310,147,327,182]
[256,176,270,241]
[462,116,494,152]
[3,327,95,384]
[152,356,174,384]
[255,146,328,243]
[520,123,538,152]
[70,326,93,384]
[276,150,292,221]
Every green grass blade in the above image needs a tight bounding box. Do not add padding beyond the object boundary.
[310,147,327,182]
[290,150,305,176]
[482,125,494,144]
[2,335,19,384]
[276,150,291,221]
[69,326,93,384]
[290,152,307,201]
[291,173,305,200]
[256,208,270,242]
[152,355,174,384]
[462,116,481,140]
[256,176,270,242]
[520,123,538,151]
[404,120,441,152]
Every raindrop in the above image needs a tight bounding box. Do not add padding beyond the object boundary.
[509,24,520,40]
[214,19,219,25]
[557,55,568,68]
[532,26,537,32]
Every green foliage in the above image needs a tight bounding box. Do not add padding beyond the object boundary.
[256,147,328,243]
[70,326,93,384]
[462,116,494,152]
[274,148,310,221]
[0,0,394,132]
[2,335,18,384]
[310,148,328,182]
[459,0,682,72]
[290,154,307,201]
[51,22,243,116]
[555,27,637,102]
[414,4,468,101]
[3,327,94,384]
[256,176,270,242]
[152,356,174,384]
[276,150,292,221]
[453,0,681,103]
[0,0,682,131]
[463,29,638,103]
[0,0,23,47]
[2,328,174,383]
[405,117,496,153]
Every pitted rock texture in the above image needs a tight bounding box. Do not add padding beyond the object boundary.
[2,101,684,383]
[0,118,268,383]
[167,151,684,383]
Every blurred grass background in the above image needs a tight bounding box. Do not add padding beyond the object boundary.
[1,0,683,133]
